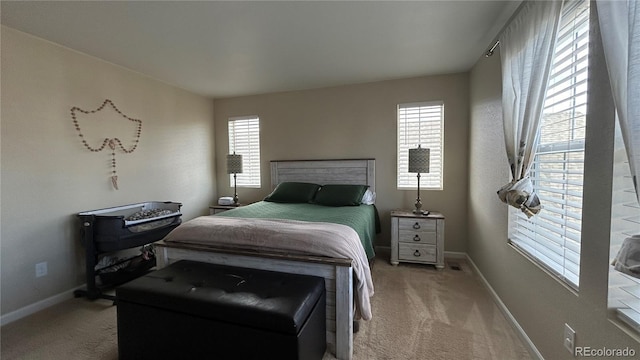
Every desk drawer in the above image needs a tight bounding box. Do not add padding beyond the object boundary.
[398,243,437,263]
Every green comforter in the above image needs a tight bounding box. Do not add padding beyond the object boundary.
[216,201,377,259]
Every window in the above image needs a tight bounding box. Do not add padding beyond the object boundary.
[609,120,640,331]
[397,102,444,190]
[228,116,261,188]
[509,0,589,289]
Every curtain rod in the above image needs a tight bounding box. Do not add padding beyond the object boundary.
[484,1,528,57]
[485,41,500,57]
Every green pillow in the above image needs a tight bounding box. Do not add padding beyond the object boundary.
[314,184,369,206]
[264,182,321,203]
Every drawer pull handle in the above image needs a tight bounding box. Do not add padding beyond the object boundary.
[413,235,421,242]
[414,250,421,257]
[413,222,421,230]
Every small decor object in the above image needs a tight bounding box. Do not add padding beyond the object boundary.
[226,153,243,205]
[408,145,430,215]
[612,235,640,278]
[70,99,142,190]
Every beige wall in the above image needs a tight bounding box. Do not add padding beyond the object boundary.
[0,27,216,315]
[213,74,470,250]
[3,5,638,356]
[467,12,639,359]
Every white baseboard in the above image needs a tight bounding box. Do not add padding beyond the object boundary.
[465,254,544,360]
[2,251,542,360]
[1,285,83,326]
[444,250,467,259]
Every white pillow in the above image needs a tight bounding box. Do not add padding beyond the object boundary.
[361,189,376,205]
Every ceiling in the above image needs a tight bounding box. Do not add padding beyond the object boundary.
[1,1,519,99]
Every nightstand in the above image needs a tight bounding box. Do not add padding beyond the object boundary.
[209,204,242,215]
[390,210,445,269]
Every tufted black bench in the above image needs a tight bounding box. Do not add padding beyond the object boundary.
[116,260,326,360]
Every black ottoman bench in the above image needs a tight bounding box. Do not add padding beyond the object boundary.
[116,260,326,360]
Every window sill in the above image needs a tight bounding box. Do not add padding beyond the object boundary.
[618,309,640,332]
[397,187,443,191]
[507,241,580,296]
[609,309,640,342]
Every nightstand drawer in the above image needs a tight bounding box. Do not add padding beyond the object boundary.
[398,230,437,244]
[398,218,436,232]
[398,243,437,263]
[209,205,243,215]
[398,218,436,244]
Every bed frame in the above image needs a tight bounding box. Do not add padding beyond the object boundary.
[155,158,375,360]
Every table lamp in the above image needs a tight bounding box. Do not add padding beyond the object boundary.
[408,145,430,215]
[226,153,243,205]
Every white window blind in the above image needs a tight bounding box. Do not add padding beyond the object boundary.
[228,116,261,188]
[397,102,444,190]
[609,122,640,332]
[509,0,589,289]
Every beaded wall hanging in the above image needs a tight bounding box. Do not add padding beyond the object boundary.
[71,99,142,190]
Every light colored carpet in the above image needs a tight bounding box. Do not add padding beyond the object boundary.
[349,252,531,360]
[1,250,531,360]
[1,299,118,360]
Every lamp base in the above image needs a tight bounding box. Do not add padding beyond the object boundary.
[413,198,429,216]
[233,173,239,205]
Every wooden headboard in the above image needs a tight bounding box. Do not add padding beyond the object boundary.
[270,159,375,193]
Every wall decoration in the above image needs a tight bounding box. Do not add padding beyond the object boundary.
[71,99,142,190]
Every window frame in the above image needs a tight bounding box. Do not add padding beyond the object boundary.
[608,115,640,332]
[507,0,590,290]
[396,101,444,190]
[228,116,261,188]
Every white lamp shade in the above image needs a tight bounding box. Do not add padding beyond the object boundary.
[226,154,243,174]
[408,147,430,173]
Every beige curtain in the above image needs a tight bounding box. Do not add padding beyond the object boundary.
[496,0,563,218]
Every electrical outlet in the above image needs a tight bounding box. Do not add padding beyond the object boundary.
[563,323,576,355]
[35,262,48,277]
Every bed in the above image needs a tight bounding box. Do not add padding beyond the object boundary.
[155,159,376,360]
[215,201,377,259]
